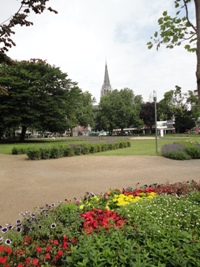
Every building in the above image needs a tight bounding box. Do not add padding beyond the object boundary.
[100,62,112,98]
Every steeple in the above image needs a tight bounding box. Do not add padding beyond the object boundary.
[101,62,112,98]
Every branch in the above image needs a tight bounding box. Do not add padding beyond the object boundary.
[183,0,197,33]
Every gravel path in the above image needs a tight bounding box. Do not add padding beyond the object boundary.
[0,154,200,226]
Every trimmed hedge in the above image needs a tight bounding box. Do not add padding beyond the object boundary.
[24,141,131,160]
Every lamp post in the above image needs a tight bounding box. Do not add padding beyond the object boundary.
[153,90,158,154]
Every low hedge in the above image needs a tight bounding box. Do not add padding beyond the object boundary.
[161,141,200,160]
[24,141,131,160]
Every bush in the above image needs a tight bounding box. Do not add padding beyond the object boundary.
[50,146,64,158]
[89,144,98,153]
[182,141,200,159]
[25,140,131,160]
[40,147,51,159]
[162,141,200,160]
[12,147,27,155]
[161,143,190,160]
[63,146,74,157]
[26,147,41,160]
[81,144,90,154]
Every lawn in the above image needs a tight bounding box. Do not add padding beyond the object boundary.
[0,134,200,156]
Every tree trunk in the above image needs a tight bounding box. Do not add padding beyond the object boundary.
[195,0,200,108]
[19,126,27,142]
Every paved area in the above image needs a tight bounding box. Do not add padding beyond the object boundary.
[0,154,200,226]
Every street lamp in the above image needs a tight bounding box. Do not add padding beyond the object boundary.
[153,90,158,154]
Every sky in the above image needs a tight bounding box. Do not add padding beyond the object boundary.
[0,0,197,104]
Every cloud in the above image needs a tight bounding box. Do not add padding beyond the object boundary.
[1,0,197,103]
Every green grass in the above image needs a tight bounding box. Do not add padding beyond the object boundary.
[0,134,200,156]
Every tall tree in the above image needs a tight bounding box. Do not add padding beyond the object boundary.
[158,86,196,132]
[96,88,143,135]
[140,102,155,133]
[147,0,200,106]
[0,59,79,141]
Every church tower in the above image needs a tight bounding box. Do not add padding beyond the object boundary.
[101,62,112,98]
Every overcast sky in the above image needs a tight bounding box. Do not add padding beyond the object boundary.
[0,0,197,103]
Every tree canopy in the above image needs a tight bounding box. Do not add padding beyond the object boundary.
[0,59,81,141]
[158,86,197,132]
[147,0,200,106]
[95,88,143,135]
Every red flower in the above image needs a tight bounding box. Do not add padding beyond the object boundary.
[46,245,51,252]
[17,265,24,267]
[57,250,63,257]
[36,247,42,253]
[71,237,77,244]
[5,247,12,254]
[26,258,31,264]
[32,258,39,265]
[0,256,7,264]
[0,246,5,252]
[25,236,31,243]
[45,253,51,260]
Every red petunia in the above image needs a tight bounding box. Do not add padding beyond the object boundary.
[32,258,39,265]
[46,245,51,252]
[5,247,12,254]
[0,256,7,264]
[36,247,42,253]
[0,246,5,252]
[45,253,51,260]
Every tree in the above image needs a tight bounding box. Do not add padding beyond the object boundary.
[96,88,143,135]
[147,0,200,106]
[140,102,155,133]
[65,89,95,136]
[0,59,79,141]
[76,91,95,128]
[0,0,57,54]
[158,86,196,132]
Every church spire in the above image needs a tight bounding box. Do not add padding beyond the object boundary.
[101,62,112,98]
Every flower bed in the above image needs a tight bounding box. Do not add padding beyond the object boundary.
[0,181,200,266]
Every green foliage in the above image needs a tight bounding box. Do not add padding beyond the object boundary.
[1,182,200,266]
[25,141,131,160]
[26,147,41,160]
[95,88,143,135]
[161,141,200,160]
[0,59,86,141]
[12,146,27,155]
[147,1,196,52]
[0,1,57,54]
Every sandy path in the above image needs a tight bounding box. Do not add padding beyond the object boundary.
[0,154,200,226]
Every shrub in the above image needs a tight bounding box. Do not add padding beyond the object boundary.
[182,141,200,159]
[70,144,82,155]
[161,143,190,160]
[12,147,27,155]
[81,144,90,154]
[63,146,74,157]
[40,147,51,159]
[26,147,41,160]
[50,146,64,158]
[89,144,98,153]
